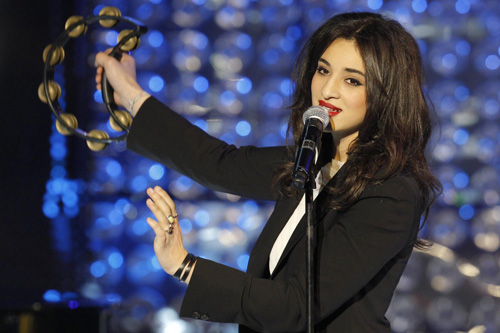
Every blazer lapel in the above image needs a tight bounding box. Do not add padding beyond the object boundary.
[270,165,347,278]
[246,193,302,278]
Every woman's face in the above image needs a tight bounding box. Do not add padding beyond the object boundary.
[311,38,367,138]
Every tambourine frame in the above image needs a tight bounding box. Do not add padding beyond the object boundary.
[42,14,148,143]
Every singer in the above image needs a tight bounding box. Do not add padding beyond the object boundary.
[95,12,442,332]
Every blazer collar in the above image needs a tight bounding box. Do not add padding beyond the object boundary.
[246,164,348,279]
[246,193,301,278]
[269,165,347,278]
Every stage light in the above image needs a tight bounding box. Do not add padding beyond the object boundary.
[215,6,245,30]
[105,31,119,46]
[42,201,59,218]
[179,218,193,234]
[172,1,210,28]
[148,164,165,180]
[236,77,252,94]
[427,257,464,293]
[235,120,251,136]
[453,172,469,188]
[90,260,107,278]
[307,7,324,23]
[459,204,475,220]
[43,290,61,303]
[472,218,500,252]
[62,190,78,207]
[455,0,471,14]
[429,40,469,76]
[148,75,165,92]
[130,175,149,193]
[428,1,443,16]
[137,3,154,21]
[237,254,250,270]
[105,160,122,178]
[130,219,150,237]
[50,142,67,160]
[411,0,427,13]
[50,166,66,179]
[368,0,384,11]
[453,129,469,145]
[193,76,209,93]
[194,209,210,227]
[108,251,124,269]
[67,300,79,309]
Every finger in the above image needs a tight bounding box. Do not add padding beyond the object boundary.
[153,186,177,215]
[95,67,103,90]
[145,216,166,240]
[94,51,117,68]
[94,52,106,67]
[95,73,102,86]
[146,198,171,231]
[146,200,181,244]
[147,187,174,217]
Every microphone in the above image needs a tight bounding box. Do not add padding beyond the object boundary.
[291,106,329,190]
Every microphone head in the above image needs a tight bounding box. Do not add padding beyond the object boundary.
[302,106,329,126]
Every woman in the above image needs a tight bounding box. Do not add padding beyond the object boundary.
[95,12,441,332]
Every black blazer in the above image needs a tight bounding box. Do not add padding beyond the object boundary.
[127,97,423,332]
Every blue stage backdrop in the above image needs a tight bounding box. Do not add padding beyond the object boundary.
[42,0,500,332]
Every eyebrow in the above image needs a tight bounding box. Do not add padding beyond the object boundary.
[318,58,365,77]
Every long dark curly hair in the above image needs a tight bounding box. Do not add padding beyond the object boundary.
[274,12,442,248]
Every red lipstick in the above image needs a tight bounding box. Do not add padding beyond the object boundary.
[319,100,342,117]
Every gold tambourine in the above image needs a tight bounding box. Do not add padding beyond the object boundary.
[39,6,148,151]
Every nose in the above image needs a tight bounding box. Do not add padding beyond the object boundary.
[321,77,340,100]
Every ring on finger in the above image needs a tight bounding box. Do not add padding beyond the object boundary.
[166,214,177,235]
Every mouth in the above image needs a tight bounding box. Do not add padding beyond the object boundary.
[319,100,342,117]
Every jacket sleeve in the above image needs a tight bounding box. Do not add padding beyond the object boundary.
[126,97,288,201]
[179,176,421,332]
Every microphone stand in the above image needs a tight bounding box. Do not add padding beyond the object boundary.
[304,175,316,333]
[291,107,328,332]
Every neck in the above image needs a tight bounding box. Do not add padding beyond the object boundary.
[331,131,359,162]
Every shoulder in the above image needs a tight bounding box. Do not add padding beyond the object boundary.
[361,173,420,201]
[329,173,422,248]
[356,173,423,219]
[351,174,422,235]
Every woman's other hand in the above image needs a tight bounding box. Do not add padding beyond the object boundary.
[145,186,189,277]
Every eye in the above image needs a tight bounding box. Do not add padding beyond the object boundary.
[316,66,329,76]
[346,78,362,86]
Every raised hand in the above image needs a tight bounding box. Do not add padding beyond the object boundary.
[94,50,149,116]
[145,186,190,277]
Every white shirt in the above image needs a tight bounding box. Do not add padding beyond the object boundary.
[269,159,344,275]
